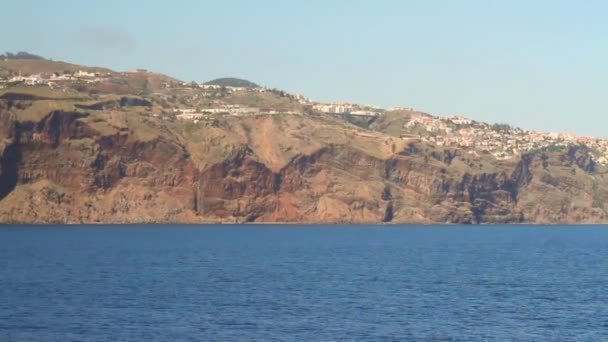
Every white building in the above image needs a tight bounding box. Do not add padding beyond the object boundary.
[226,86,247,92]
[447,115,473,125]
[50,73,75,81]
[74,70,97,78]
[350,110,380,117]
[177,113,207,120]
[10,74,44,85]
[198,108,224,114]
[389,106,414,112]
[314,103,355,114]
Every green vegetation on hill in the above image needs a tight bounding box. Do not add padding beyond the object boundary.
[204,78,259,88]
[223,90,302,111]
[369,111,412,137]
[1,52,45,60]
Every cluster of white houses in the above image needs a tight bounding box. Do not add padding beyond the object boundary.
[313,103,380,117]
[0,70,108,86]
[389,106,415,112]
[175,105,298,120]
[402,113,608,163]
[197,84,269,94]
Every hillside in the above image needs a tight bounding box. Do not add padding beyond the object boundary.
[0,58,112,78]
[1,59,608,224]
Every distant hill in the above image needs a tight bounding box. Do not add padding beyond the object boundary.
[1,51,45,60]
[204,78,259,88]
[0,58,112,78]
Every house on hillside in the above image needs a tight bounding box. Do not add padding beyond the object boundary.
[233,107,260,115]
[447,115,472,125]
[313,103,355,114]
[74,70,97,78]
[200,108,227,114]
[177,113,208,120]
[10,74,44,85]
[50,73,75,81]
[390,106,414,112]
[175,108,197,114]
[350,110,380,117]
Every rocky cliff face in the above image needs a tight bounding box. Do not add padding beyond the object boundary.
[1,97,607,224]
[0,105,197,223]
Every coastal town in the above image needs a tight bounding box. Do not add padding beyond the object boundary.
[0,69,110,88]
[1,64,608,165]
[402,112,608,164]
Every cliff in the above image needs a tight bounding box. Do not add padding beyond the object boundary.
[1,98,607,224]
[1,59,607,224]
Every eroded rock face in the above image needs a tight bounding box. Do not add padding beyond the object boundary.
[1,105,608,224]
[189,143,598,224]
[0,108,197,223]
[196,148,279,222]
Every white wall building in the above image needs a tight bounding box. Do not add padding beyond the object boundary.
[10,74,44,85]
[74,70,97,78]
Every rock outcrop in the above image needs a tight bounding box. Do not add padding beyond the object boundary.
[1,95,608,224]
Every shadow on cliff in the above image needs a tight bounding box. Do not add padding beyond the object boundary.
[0,144,21,201]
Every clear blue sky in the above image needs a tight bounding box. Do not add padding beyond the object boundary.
[2,0,607,137]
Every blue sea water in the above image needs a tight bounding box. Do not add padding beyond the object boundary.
[0,225,607,341]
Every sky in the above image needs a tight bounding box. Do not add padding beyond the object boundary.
[2,0,607,137]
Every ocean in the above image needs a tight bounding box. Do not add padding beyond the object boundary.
[1,225,607,341]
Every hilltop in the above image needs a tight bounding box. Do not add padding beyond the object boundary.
[1,51,46,60]
[1,58,608,224]
[204,78,260,88]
